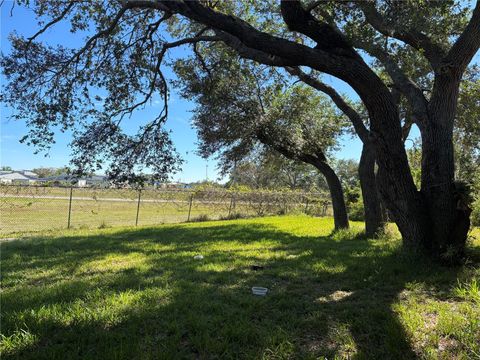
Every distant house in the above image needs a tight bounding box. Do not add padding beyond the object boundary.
[156,182,192,189]
[0,170,39,185]
[41,174,108,187]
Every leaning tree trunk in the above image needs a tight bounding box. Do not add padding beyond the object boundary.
[260,133,350,231]
[359,143,385,237]
[313,160,349,230]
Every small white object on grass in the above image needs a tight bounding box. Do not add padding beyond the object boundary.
[252,287,268,296]
[193,254,204,260]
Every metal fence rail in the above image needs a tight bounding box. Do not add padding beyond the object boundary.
[0,185,331,235]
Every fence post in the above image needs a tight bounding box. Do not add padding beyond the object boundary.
[67,186,73,229]
[187,193,193,222]
[135,189,142,226]
[304,196,309,214]
[228,193,235,217]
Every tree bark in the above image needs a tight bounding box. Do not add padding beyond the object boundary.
[359,143,385,237]
[313,160,350,230]
[367,98,431,252]
[420,71,472,260]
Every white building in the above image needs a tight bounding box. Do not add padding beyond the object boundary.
[42,174,108,187]
[0,170,39,184]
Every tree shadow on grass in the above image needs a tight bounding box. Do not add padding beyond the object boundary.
[1,220,476,359]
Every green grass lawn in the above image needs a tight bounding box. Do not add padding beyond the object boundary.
[1,216,479,359]
[0,197,267,234]
[0,193,314,235]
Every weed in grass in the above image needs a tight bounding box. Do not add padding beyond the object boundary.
[453,278,480,303]
[0,329,37,355]
[98,221,110,229]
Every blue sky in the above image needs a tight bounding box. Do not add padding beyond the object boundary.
[0,3,445,182]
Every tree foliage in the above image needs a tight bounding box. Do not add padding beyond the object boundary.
[1,1,183,183]
[174,46,347,174]
[228,150,328,192]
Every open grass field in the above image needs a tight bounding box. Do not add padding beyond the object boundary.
[0,197,239,233]
[1,216,479,359]
[0,187,327,235]
[0,197,310,234]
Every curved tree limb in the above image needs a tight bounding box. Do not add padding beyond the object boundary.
[26,1,76,47]
[353,41,429,125]
[442,0,480,73]
[285,66,370,143]
[125,0,373,87]
[358,0,446,70]
[280,0,360,59]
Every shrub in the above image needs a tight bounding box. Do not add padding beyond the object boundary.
[220,212,245,221]
[471,198,480,227]
[348,200,365,221]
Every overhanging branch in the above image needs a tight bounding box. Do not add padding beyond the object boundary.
[285,66,370,144]
[358,0,446,70]
[443,0,480,72]
[352,40,428,124]
[26,2,75,47]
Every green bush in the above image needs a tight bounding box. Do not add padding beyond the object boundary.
[220,212,246,221]
[472,198,480,227]
[347,200,365,221]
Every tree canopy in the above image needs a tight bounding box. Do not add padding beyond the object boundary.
[174,49,347,175]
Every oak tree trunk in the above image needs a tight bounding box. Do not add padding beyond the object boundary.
[359,143,385,237]
[313,160,350,230]
[364,89,431,253]
[156,0,480,262]
[420,72,471,261]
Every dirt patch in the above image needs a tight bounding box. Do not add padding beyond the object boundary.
[317,290,354,303]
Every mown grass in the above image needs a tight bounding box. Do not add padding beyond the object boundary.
[0,197,267,235]
[1,215,479,359]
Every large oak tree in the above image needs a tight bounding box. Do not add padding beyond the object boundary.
[174,52,350,229]
[2,0,479,261]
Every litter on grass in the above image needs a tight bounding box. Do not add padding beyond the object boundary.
[250,264,265,271]
[252,287,268,296]
[193,254,204,260]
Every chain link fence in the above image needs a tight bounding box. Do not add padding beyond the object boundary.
[0,185,331,235]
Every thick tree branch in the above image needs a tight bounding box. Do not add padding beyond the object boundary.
[125,0,376,88]
[124,0,402,146]
[443,0,480,73]
[358,0,446,70]
[280,0,359,59]
[353,41,429,124]
[214,31,295,67]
